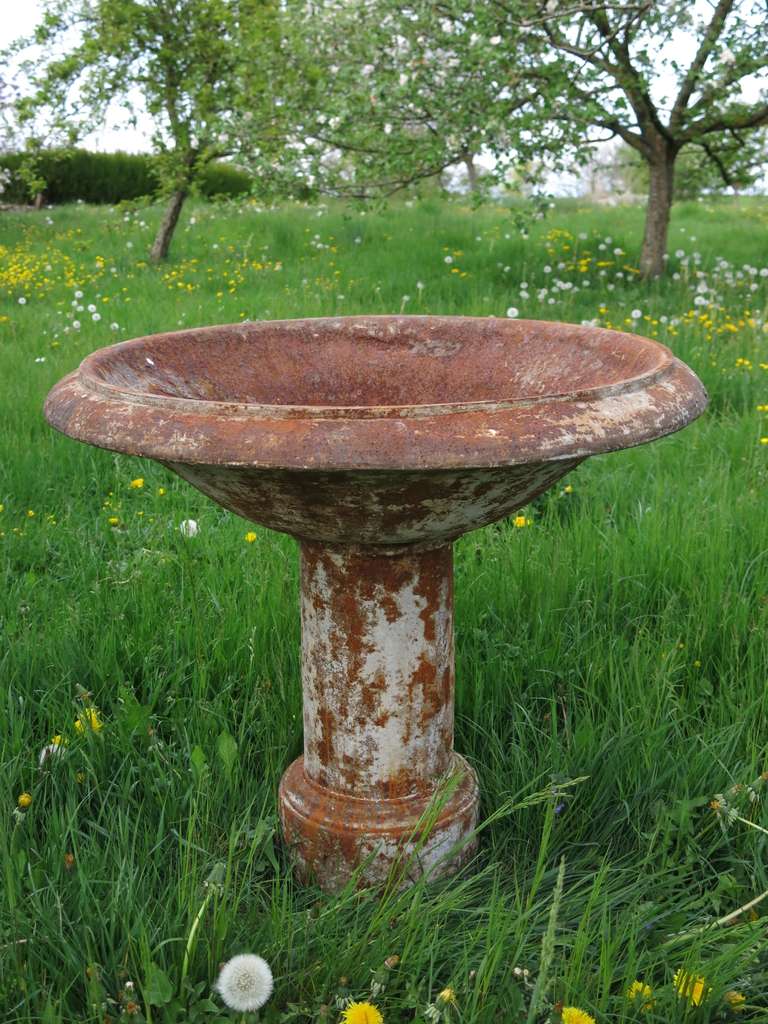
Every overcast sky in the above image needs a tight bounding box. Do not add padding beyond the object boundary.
[2,0,154,151]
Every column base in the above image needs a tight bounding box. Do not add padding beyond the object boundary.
[279,754,479,892]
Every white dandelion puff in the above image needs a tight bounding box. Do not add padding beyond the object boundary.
[215,954,274,1012]
[179,519,199,538]
[39,743,64,766]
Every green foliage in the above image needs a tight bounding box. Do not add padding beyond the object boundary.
[599,135,768,201]
[284,0,564,202]
[1,196,768,1019]
[0,149,253,205]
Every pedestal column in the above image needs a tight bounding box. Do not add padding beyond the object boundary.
[279,540,479,891]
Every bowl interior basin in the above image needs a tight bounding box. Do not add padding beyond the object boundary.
[82,316,667,411]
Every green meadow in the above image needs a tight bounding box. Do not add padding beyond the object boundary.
[2,194,768,1022]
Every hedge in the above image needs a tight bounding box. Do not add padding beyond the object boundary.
[0,149,254,205]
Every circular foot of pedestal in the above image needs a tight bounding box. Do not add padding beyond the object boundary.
[278,754,479,892]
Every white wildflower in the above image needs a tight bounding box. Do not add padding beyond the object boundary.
[215,954,274,1012]
[179,519,199,538]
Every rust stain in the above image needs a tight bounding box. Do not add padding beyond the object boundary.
[43,314,708,891]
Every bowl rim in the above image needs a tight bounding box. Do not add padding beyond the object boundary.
[75,314,673,421]
[44,314,708,471]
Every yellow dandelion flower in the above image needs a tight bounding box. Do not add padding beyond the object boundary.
[157,487,166,496]
[17,792,33,809]
[130,478,144,489]
[561,1008,596,1024]
[725,990,746,1011]
[27,510,36,518]
[513,515,528,528]
[674,969,709,1007]
[74,707,103,733]
[761,438,768,445]
[563,484,573,494]
[627,979,654,1011]
[438,987,457,1005]
[108,516,120,526]
[340,1002,383,1024]
[245,531,257,543]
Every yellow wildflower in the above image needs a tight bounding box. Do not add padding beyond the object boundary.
[674,969,710,1007]
[514,515,531,528]
[17,792,32,809]
[245,531,257,543]
[561,1008,596,1024]
[627,979,654,1011]
[130,478,144,489]
[563,484,573,494]
[27,510,35,518]
[437,987,457,1005]
[725,990,746,1011]
[340,1002,383,1024]
[108,516,119,526]
[74,707,103,733]
[760,438,768,445]
[157,487,166,496]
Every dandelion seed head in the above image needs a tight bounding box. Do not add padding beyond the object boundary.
[216,954,274,1012]
[179,519,199,538]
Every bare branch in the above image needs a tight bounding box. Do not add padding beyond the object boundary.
[698,139,735,186]
[670,0,736,129]
[683,101,768,139]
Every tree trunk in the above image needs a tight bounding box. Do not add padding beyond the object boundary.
[33,192,45,211]
[149,188,188,263]
[462,151,479,193]
[639,149,677,278]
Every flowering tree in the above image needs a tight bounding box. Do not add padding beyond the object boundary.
[279,0,574,205]
[9,0,291,260]
[517,0,768,276]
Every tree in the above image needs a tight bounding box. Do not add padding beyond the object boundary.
[276,0,574,206]
[517,0,768,276]
[594,131,767,201]
[9,0,291,260]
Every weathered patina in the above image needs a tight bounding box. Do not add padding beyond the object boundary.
[44,315,707,890]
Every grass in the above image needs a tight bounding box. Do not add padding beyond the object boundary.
[1,192,768,1022]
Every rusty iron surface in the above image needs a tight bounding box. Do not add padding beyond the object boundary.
[43,314,708,890]
[162,459,582,545]
[279,752,479,891]
[44,315,708,473]
[279,541,480,890]
[300,541,455,798]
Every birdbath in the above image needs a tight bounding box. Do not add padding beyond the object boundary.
[45,315,706,891]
